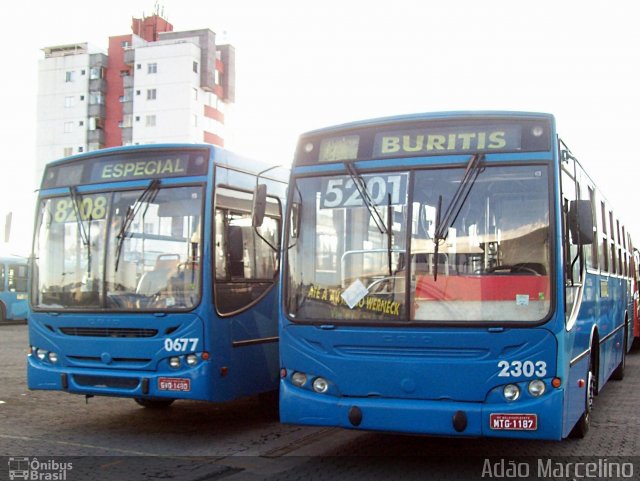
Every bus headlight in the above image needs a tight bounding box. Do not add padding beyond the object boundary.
[185,354,198,366]
[48,352,59,363]
[528,380,546,397]
[291,371,307,387]
[312,377,329,394]
[169,357,181,369]
[36,349,48,361]
[503,384,520,401]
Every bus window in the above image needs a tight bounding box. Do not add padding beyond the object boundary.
[214,187,280,315]
[8,264,28,292]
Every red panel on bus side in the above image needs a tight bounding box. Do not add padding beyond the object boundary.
[415,275,550,302]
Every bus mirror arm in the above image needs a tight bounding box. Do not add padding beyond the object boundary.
[569,200,594,245]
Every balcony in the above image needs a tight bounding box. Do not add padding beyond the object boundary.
[123,48,135,65]
[88,104,106,117]
[121,127,132,144]
[87,129,104,144]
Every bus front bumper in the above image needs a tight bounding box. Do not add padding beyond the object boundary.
[280,381,565,440]
[27,355,215,402]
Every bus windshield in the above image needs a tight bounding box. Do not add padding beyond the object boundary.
[33,184,203,311]
[286,164,551,323]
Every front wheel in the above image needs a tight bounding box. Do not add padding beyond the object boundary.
[134,397,175,408]
[570,366,595,438]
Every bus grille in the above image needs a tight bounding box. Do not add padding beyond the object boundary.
[68,355,152,364]
[60,327,158,338]
[73,374,139,389]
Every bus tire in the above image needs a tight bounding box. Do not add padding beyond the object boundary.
[134,397,175,408]
[611,326,627,381]
[569,357,596,439]
[258,389,280,420]
[0,302,5,322]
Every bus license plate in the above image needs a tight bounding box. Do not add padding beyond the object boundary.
[490,413,537,431]
[158,377,191,392]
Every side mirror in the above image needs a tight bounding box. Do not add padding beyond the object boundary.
[569,200,594,245]
[252,184,267,227]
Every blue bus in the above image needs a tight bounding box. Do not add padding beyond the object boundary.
[278,111,634,439]
[0,255,29,322]
[28,144,287,407]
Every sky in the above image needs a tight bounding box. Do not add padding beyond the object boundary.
[1,0,638,256]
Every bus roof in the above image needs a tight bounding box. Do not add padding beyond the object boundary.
[295,111,556,164]
[41,144,287,189]
[299,111,555,137]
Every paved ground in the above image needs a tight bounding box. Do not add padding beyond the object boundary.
[1,323,639,480]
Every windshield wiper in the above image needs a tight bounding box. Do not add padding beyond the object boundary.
[344,163,388,234]
[433,153,485,280]
[114,179,161,272]
[69,186,92,276]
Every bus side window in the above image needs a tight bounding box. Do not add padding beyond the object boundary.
[8,264,28,292]
[214,187,281,315]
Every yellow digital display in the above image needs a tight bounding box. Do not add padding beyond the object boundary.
[318,135,360,162]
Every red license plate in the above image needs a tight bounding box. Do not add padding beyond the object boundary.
[158,377,191,392]
[490,413,537,431]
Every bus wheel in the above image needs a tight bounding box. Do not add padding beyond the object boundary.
[134,397,175,408]
[570,365,595,438]
[611,328,627,381]
[258,390,280,420]
[0,302,6,322]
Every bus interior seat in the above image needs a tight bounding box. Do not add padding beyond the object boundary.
[136,255,180,296]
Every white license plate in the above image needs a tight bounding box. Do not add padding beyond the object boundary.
[489,413,537,430]
[158,377,191,392]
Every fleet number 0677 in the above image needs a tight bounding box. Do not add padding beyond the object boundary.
[164,338,198,352]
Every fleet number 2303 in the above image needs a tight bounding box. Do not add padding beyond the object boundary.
[497,360,547,378]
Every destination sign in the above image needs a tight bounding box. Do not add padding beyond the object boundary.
[374,125,522,157]
[42,148,209,189]
[294,116,552,164]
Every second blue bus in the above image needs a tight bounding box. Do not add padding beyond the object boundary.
[278,111,634,439]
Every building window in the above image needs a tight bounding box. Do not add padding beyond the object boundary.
[65,71,75,82]
[148,63,158,74]
[147,89,157,100]
[78,147,84,153]
[193,61,198,73]
[64,96,74,108]
[64,121,73,133]
[80,95,85,101]
[136,90,141,96]
[63,147,73,157]
[90,67,103,80]
[81,69,86,76]
[146,115,156,127]
[135,116,141,122]
[79,121,84,127]
[89,92,104,105]
[120,115,132,128]
[121,41,130,48]
[89,117,103,130]
[193,88,198,101]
